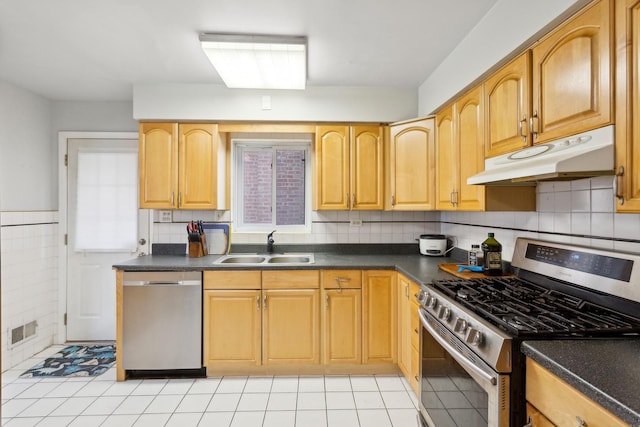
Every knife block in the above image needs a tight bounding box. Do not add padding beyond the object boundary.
[188,233,208,258]
[189,241,205,258]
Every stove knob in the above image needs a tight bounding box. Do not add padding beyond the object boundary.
[437,306,451,321]
[417,290,428,304]
[427,296,438,309]
[453,317,468,334]
[466,328,483,347]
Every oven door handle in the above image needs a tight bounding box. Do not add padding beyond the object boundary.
[419,309,497,386]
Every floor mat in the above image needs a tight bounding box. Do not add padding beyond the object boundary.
[20,344,116,378]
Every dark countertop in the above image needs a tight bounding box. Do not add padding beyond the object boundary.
[522,340,640,426]
[112,252,457,286]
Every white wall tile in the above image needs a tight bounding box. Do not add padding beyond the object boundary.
[571,190,590,212]
[591,189,614,212]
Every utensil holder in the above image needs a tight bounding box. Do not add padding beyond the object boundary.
[189,241,205,257]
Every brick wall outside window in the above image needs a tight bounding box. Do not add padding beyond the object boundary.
[276,150,305,225]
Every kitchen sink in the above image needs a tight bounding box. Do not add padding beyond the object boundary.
[218,255,266,264]
[214,253,314,265]
[267,255,312,264]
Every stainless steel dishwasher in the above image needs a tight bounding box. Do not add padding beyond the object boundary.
[122,271,202,370]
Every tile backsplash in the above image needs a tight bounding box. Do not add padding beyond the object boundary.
[1,211,59,370]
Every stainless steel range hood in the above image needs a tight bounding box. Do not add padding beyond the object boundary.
[467,125,614,185]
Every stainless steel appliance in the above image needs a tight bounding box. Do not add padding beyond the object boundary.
[416,238,640,427]
[466,125,614,185]
[122,271,202,371]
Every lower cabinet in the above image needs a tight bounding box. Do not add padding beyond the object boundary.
[262,289,320,365]
[363,270,397,364]
[203,289,261,367]
[322,270,362,365]
[526,358,629,427]
[398,273,421,395]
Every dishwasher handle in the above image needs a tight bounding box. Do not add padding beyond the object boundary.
[123,280,201,287]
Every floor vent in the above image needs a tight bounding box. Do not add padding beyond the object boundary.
[10,320,38,347]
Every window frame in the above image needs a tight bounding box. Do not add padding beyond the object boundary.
[232,138,312,233]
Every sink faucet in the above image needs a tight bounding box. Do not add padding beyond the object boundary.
[267,230,276,253]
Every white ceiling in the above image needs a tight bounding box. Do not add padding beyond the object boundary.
[0,0,499,102]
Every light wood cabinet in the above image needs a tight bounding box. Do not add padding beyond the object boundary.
[138,122,226,209]
[322,270,362,365]
[363,270,397,364]
[484,51,532,158]
[314,125,384,210]
[387,117,436,210]
[262,289,320,365]
[530,0,613,144]
[526,358,629,427]
[262,270,320,365]
[436,87,536,211]
[203,289,262,367]
[526,403,556,427]
[203,271,262,368]
[398,274,420,395]
[615,0,640,211]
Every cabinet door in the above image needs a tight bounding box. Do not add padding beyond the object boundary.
[397,274,412,378]
[351,125,384,210]
[138,122,178,208]
[178,123,219,209]
[484,52,532,158]
[435,104,457,210]
[456,86,486,211]
[315,125,350,210]
[203,290,261,367]
[263,289,320,365]
[615,0,640,211]
[362,270,397,363]
[322,289,362,364]
[531,0,612,144]
[388,118,436,210]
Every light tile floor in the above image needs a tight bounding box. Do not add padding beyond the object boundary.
[1,345,420,426]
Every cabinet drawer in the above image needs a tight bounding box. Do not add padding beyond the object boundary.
[203,270,261,289]
[410,346,420,395]
[262,270,320,289]
[526,358,628,427]
[322,270,362,289]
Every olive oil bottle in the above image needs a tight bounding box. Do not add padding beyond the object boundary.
[481,232,502,276]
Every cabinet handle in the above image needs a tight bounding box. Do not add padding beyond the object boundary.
[325,294,329,309]
[523,417,533,427]
[171,192,175,206]
[352,193,356,208]
[519,115,528,142]
[178,192,182,207]
[529,110,539,139]
[391,195,395,207]
[405,284,409,299]
[450,191,458,207]
[615,166,625,206]
[335,277,350,292]
[414,375,419,382]
[576,416,587,427]
[256,294,260,311]
[414,328,419,335]
[346,193,350,209]
[263,295,267,310]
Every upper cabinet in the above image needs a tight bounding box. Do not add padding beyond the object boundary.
[139,122,227,210]
[484,52,532,158]
[530,0,613,144]
[436,86,536,211]
[615,0,640,212]
[387,117,436,210]
[314,125,384,210]
[436,86,487,211]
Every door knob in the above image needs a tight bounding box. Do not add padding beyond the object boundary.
[139,238,147,245]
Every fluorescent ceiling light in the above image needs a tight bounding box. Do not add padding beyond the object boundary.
[199,33,307,90]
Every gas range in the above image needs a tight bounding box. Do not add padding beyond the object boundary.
[416,238,640,427]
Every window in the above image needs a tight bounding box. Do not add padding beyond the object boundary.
[233,140,311,232]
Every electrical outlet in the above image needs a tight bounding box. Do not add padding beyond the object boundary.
[349,219,363,226]
[159,210,173,223]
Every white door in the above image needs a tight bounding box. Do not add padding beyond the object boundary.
[66,138,149,341]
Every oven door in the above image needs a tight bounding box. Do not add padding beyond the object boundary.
[418,309,510,427]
